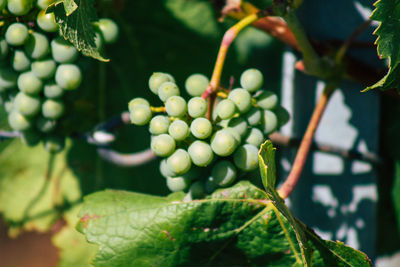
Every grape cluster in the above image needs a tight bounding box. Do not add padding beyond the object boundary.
[129,69,289,198]
[0,1,119,153]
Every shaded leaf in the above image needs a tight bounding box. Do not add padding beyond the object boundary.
[47,0,108,62]
[365,0,400,91]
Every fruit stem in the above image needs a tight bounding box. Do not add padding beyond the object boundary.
[202,13,261,101]
[150,106,166,113]
[277,83,336,199]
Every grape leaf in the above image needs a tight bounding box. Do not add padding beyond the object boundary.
[365,0,400,91]
[52,204,97,267]
[0,139,81,236]
[47,0,108,62]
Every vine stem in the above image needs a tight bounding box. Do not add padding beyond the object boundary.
[202,13,261,119]
[277,83,336,199]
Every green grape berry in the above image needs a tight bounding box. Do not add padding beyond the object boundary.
[158,82,180,102]
[275,105,290,127]
[36,116,56,133]
[151,134,176,157]
[44,135,65,153]
[25,32,49,59]
[245,107,262,126]
[37,0,55,10]
[233,144,259,171]
[166,149,191,175]
[188,140,213,167]
[37,10,58,32]
[148,72,175,95]
[209,160,237,187]
[44,83,63,98]
[42,99,64,119]
[0,0,6,10]
[228,88,252,113]
[190,117,212,139]
[7,0,33,15]
[227,117,248,137]
[261,110,278,134]
[168,119,189,141]
[14,92,41,117]
[149,115,170,135]
[165,96,187,117]
[256,90,278,110]
[188,97,207,118]
[188,181,205,199]
[51,37,78,63]
[160,159,176,178]
[31,58,56,80]
[130,104,152,125]
[0,68,18,89]
[55,64,82,90]
[211,129,237,156]
[18,71,43,95]
[8,111,31,130]
[12,50,30,72]
[240,68,263,92]
[95,18,119,44]
[166,176,190,192]
[5,23,29,46]
[185,73,209,97]
[245,128,264,147]
[0,39,9,61]
[128,97,150,111]
[216,99,236,120]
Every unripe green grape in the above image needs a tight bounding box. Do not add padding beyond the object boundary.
[151,134,175,157]
[190,117,212,139]
[18,71,43,95]
[149,115,170,135]
[185,73,209,97]
[275,105,290,127]
[261,110,278,134]
[165,96,187,117]
[166,176,190,192]
[245,128,264,147]
[130,104,152,125]
[37,10,58,32]
[44,83,63,98]
[5,23,29,46]
[188,140,213,167]
[209,160,237,187]
[0,39,8,60]
[37,0,55,9]
[211,129,237,156]
[160,159,176,178]
[36,116,56,133]
[168,119,189,141]
[148,72,174,95]
[44,135,65,153]
[95,18,119,44]
[233,144,259,171]
[42,99,64,119]
[245,107,262,126]
[20,129,41,147]
[25,32,49,59]
[216,99,236,120]
[0,0,6,10]
[31,58,56,80]
[128,97,150,111]
[224,127,241,144]
[14,92,41,117]
[7,0,33,16]
[55,64,82,90]
[188,181,205,199]
[12,50,30,72]
[94,32,103,51]
[228,88,252,113]
[227,117,248,137]
[166,149,191,175]
[158,82,179,102]
[8,111,31,130]
[256,90,278,110]
[240,68,263,92]
[0,68,18,89]
[187,97,207,118]
[51,37,78,63]
[4,99,14,113]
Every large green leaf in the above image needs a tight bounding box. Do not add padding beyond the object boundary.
[0,139,81,235]
[47,0,107,61]
[365,0,400,91]
[77,142,371,267]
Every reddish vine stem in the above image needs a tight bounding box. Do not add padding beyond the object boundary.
[277,83,336,199]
